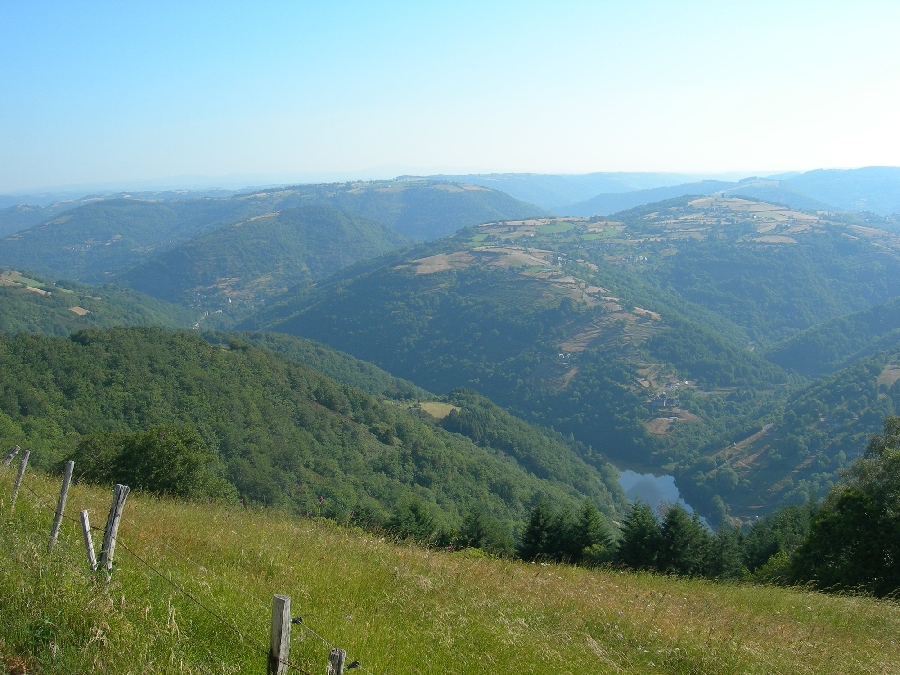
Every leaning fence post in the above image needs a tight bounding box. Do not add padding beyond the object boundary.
[48,460,74,552]
[9,449,30,512]
[326,648,346,675]
[80,509,98,572]
[268,594,291,675]
[98,483,129,580]
[2,445,19,468]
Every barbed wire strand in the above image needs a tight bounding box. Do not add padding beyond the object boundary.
[15,480,307,673]
[17,478,380,674]
[115,536,310,674]
[121,515,270,610]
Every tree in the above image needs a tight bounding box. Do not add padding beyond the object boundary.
[460,508,514,555]
[71,424,234,500]
[657,505,710,576]
[518,498,555,561]
[792,416,900,596]
[387,495,436,543]
[705,523,744,579]
[616,502,661,570]
[743,501,816,572]
[572,499,613,565]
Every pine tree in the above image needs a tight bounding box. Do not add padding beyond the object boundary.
[518,498,555,561]
[658,505,710,576]
[617,502,661,570]
[705,523,745,579]
[573,498,612,565]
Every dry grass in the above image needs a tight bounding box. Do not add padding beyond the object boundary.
[2,470,900,674]
[418,402,460,419]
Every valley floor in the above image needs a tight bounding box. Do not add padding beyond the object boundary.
[2,471,899,674]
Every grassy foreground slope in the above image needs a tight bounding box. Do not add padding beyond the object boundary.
[3,471,899,675]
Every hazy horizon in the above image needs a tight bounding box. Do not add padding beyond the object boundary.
[2,1,899,192]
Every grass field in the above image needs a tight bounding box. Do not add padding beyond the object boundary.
[2,469,900,674]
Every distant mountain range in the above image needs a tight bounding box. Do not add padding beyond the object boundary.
[414,167,900,218]
[0,180,545,285]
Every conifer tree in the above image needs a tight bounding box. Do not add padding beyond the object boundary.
[617,502,661,570]
[518,498,555,561]
[792,416,900,596]
[658,504,710,576]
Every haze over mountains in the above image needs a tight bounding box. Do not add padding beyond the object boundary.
[2,168,900,527]
[415,167,900,217]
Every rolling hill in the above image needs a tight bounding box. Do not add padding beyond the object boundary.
[0,268,195,335]
[0,326,626,527]
[242,196,900,519]
[562,179,834,217]
[560,167,900,219]
[118,205,408,314]
[0,181,544,284]
[412,172,716,210]
[766,296,900,378]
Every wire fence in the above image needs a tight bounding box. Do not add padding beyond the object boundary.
[6,469,383,675]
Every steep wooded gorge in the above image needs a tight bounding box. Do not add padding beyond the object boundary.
[3,177,900,525]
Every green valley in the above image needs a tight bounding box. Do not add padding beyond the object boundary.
[242,196,900,520]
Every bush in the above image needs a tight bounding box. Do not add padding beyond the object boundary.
[69,424,236,501]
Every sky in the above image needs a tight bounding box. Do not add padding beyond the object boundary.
[1,1,899,192]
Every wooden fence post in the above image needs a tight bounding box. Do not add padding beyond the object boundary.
[98,484,129,579]
[9,449,30,512]
[48,460,74,552]
[268,594,291,675]
[2,445,19,468]
[80,509,98,572]
[326,649,346,675]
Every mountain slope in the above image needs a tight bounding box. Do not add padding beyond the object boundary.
[242,196,900,518]
[785,166,900,216]
[119,205,408,312]
[203,329,432,401]
[0,181,544,284]
[411,172,714,210]
[0,326,626,525]
[0,268,195,335]
[0,198,267,282]
[246,180,548,240]
[562,180,834,217]
[766,297,900,378]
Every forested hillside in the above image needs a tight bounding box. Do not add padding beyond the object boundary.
[0,327,626,530]
[0,268,194,335]
[203,330,432,401]
[119,205,408,313]
[767,296,900,377]
[0,198,273,282]
[243,196,900,518]
[0,181,543,285]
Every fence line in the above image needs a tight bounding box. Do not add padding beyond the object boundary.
[122,515,270,610]
[10,473,384,674]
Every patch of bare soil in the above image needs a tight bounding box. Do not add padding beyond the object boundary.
[404,251,476,274]
[645,418,674,435]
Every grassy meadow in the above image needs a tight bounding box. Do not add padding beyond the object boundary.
[2,469,899,674]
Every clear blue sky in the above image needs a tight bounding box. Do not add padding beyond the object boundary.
[1,1,898,191]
